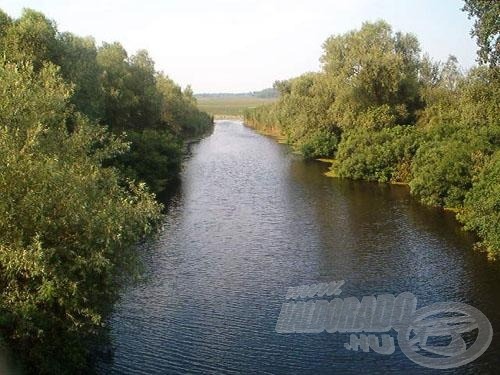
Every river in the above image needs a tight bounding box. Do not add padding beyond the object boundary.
[96,120,500,374]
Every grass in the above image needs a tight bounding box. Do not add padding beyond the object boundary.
[196,96,276,118]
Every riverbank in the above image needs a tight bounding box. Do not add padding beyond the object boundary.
[242,18,499,259]
[241,121,287,144]
[243,118,497,260]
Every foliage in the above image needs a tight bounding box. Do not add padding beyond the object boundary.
[243,102,281,135]
[458,151,500,259]
[321,20,422,129]
[115,129,183,194]
[0,8,213,193]
[245,72,339,158]
[244,19,500,257]
[335,126,418,182]
[0,7,213,373]
[410,138,475,207]
[57,33,105,120]
[462,0,500,66]
[245,21,422,158]
[0,9,58,70]
[157,74,213,136]
[410,66,499,207]
[298,127,338,159]
[0,61,161,374]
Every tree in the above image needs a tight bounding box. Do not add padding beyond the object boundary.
[0,9,11,37]
[116,129,182,193]
[462,0,500,66]
[334,126,418,182]
[57,33,104,120]
[0,8,214,372]
[156,74,213,137]
[0,60,161,374]
[96,42,136,131]
[128,49,162,129]
[410,138,475,207]
[321,20,422,129]
[244,18,499,256]
[0,9,58,70]
[409,65,498,208]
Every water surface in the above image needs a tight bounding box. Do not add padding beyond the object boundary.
[97,120,500,374]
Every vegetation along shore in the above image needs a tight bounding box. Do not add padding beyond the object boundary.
[0,8,212,374]
[244,3,499,260]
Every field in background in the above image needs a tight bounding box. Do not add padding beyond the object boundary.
[196,95,277,118]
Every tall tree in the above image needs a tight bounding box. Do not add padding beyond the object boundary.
[57,33,104,120]
[128,49,162,129]
[0,9,58,70]
[321,20,422,130]
[462,0,500,66]
[96,42,136,130]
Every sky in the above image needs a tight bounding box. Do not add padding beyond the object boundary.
[0,0,478,93]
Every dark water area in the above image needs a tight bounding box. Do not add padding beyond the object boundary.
[96,120,500,374]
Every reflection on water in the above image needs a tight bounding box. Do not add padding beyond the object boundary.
[97,121,500,374]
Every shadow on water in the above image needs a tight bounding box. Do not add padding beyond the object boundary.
[155,130,215,209]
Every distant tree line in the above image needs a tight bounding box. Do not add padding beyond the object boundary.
[196,87,279,99]
[245,2,499,258]
[0,7,212,374]
[251,87,279,98]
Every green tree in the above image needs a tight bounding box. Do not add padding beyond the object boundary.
[116,129,182,193]
[156,74,213,137]
[244,18,499,257]
[128,49,162,129]
[0,9,12,37]
[410,137,475,207]
[0,9,58,70]
[96,42,136,131]
[321,20,421,129]
[0,8,215,372]
[0,60,161,374]
[462,0,500,66]
[57,33,104,120]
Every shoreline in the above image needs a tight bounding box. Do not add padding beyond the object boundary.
[244,122,471,244]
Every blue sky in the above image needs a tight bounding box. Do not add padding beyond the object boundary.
[1,0,478,93]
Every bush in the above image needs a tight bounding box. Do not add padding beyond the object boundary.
[334,126,419,182]
[298,127,338,159]
[458,151,500,259]
[409,139,474,207]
